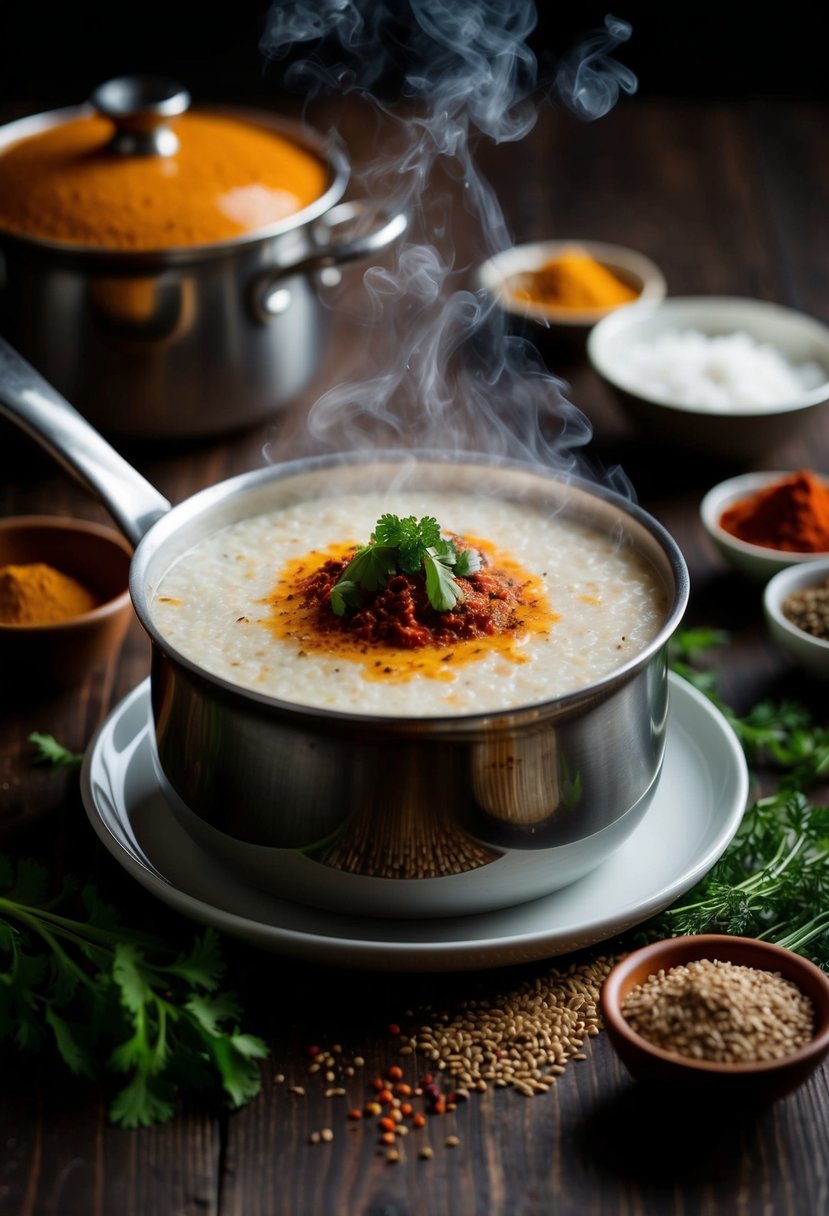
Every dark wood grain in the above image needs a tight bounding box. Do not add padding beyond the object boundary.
[1,93,828,1216]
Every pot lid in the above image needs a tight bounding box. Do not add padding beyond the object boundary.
[0,77,329,251]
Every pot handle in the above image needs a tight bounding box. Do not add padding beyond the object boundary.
[0,335,170,548]
[250,200,408,323]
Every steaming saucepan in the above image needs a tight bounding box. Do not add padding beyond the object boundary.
[0,336,689,917]
[0,77,407,440]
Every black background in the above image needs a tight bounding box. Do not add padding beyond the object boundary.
[0,1,825,108]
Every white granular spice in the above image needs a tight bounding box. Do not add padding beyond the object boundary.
[621,958,815,1063]
[614,328,826,411]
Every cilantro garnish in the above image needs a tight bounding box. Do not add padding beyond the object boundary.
[330,514,482,616]
[0,858,268,1127]
[28,732,84,769]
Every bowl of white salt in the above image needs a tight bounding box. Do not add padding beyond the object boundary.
[587,296,829,463]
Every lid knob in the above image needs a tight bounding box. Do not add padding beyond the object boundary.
[90,76,191,157]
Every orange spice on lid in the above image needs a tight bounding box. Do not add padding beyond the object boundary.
[0,112,328,250]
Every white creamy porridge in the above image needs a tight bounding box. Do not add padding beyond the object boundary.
[150,491,668,716]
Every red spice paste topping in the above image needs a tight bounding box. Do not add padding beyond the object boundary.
[299,542,523,649]
[261,536,553,685]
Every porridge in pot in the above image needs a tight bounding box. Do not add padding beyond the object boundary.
[150,491,668,716]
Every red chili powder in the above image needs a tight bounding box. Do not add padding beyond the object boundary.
[719,470,829,552]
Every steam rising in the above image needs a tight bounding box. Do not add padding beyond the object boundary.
[260,1,637,491]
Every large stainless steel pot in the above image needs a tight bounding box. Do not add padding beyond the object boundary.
[0,78,407,440]
[0,337,690,918]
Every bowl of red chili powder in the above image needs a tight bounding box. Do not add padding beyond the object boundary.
[700,469,829,582]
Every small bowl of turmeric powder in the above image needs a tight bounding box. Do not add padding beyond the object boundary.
[475,239,667,356]
[0,515,133,690]
[700,470,829,583]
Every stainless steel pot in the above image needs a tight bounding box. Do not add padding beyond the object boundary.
[0,78,407,440]
[0,337,690,918]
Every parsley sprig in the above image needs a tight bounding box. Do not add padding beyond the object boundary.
[28,732,84,769]
[0,857,268,1127]
[657,628,829,970]
[330,513,482,616]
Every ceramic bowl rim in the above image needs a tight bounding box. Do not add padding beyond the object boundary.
[601,934,829,1077]
[475,238,668,328]
[587,295,829,416]
[699,471,829,566]
[763,556,829,653]
[0,514,133,632]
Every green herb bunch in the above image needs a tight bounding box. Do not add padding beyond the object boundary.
[0,854,268,1127]
[660,628,829,970]
[330,513,482,616]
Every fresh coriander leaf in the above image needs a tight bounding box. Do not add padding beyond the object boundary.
[454,547,482,577]
[399,516,441,572]
[185,992,268,1108]
[341,544,398,592]
[45,1006,95,1078]
[423,550,464,612]
[430,536,457,563]
[0,855,268,1127]
[28,733,84,769]
[163,928,224,991]
[112,942,155,1015]
[328,514,474,614]
[371,514,409,547]
[186,990,243,1036]
[329,579,361,617]
[109,1073,177,1129]
[202,1030,268,1108]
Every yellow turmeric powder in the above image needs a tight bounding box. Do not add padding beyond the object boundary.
[511,249,639,311]
[0,562,99,625]
[0,113,328,250]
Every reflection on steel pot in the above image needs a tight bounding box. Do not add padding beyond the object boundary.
[0,77,407,440]
[0,337,690,918]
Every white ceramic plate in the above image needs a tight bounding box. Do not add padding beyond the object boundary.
[81,675,749,972]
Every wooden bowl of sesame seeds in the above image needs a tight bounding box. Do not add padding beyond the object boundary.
[600,935,829,1104]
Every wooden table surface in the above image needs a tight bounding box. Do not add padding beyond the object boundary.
[1,88,828,1215]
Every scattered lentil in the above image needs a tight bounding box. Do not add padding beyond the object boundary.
[282,955,614,1163]
[621,958,815,1063]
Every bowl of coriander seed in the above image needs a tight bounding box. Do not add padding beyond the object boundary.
[600,934,829,1103]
